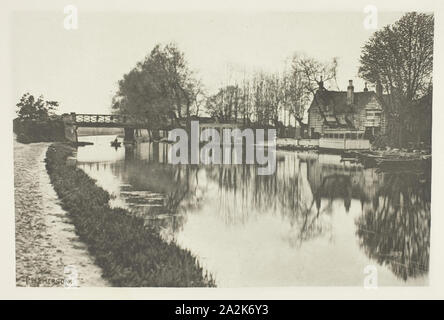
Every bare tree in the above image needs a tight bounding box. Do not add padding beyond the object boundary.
[264,73,286,127]
[283,54,339,132]
[205,85,241,122]
[293,54,339,95]
[283,67,309,127]
[204,54,338,131]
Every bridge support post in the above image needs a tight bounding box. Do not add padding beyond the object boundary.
[152,130,160,141]
[152,142,159,163]
[125,145,134,160]
[62,112,78,143]
[124,127,135,143]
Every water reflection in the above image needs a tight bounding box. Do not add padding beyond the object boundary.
[355,169,431,281]
[76,136,430,286]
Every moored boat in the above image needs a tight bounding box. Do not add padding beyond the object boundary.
[375,155,431,171]
[350,150,431,170]
[319,129,370,152]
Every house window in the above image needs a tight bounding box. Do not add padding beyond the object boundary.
[351,133,357,139]
[367,111,381,117]
[345,133,350,139]
[339,134,344,139]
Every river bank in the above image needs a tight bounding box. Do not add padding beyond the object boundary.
[14,139,108,287]
[276,138,431,168]
[45,142,215,287]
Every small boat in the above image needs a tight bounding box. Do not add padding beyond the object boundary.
[75,141,94,147]
[353,151,383,168]
[341,151,359,162]
[341,157,358,163]
[110,141,121,148]
[375,157,430,171]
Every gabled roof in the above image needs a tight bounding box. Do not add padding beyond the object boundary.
[309,89,382,114]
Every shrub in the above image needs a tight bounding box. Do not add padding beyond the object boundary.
[14,118,65,144]
[45,143,215,287]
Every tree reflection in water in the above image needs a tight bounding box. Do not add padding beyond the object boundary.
[108,159,207,237]
[355,168,431,281]
[304,155,430,281]
[98,142,430,282]
[202,156,330,240]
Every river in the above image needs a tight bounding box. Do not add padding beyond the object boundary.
[76,135,430,287]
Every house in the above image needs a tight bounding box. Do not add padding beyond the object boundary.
[307,80,387,139]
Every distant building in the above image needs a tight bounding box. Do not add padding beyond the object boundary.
[307,80,387,139]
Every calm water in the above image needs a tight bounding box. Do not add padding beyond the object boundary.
[76,135,431,287]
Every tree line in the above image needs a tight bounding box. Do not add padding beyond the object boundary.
[12,13,433,148]
[111,43,339,130]
[111,12,433,148]
[204,56,338,129]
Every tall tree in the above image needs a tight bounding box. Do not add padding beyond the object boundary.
[204,55,338,130]
[285,54,338,130]
[359,12,434,146]
[205,85,242,122]
[293,54,338,95]
[112,43,201,125]
[264,73,286,127]
[283,65,308,127]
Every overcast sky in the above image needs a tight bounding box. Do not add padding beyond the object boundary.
[12,11,405,114]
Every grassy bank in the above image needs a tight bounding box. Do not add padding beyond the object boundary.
[45,143,215,287]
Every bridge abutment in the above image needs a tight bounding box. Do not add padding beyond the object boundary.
[124,127,135,143]
[62,112,78,143]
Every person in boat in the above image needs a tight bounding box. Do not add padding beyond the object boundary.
[111,137,120,148]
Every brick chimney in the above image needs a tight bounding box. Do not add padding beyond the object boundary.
[376,81,383,97]
[364,82,368,92]
[347,80,354,105]
[318,76,324,91]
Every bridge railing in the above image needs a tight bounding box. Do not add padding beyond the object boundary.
[71,113,274,129]
[76,114,130,123]
[74,114,154,126]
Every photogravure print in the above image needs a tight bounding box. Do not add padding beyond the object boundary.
[12,4,432,288]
